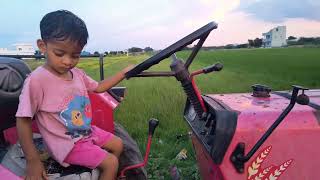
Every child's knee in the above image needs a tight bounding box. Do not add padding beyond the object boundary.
[117,137,124,153]
[98,153,119,171]
[112,136,124,154]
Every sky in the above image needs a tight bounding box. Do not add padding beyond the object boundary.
[0,0,319,52]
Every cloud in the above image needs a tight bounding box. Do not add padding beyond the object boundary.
[1,0,319,51]
[239,0,320,22]
[81,0,320,51]
[84,0,243,51]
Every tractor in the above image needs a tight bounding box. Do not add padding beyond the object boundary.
[0,21,319,180]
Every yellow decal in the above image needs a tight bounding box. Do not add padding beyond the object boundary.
[267,160,293,180]
[248,146,272,179]
[71,110,84,126]
[247,146,293,180]
[254,166,273,180]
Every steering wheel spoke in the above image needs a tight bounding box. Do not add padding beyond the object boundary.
[125,22,218,79]
[133,71,175,77]
[185,32,211,69]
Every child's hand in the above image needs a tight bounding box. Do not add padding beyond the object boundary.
[25,159,48,180]
[95,64,136,93]
[121,64,135,74]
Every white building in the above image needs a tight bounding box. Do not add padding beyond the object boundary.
[262,26,287,47]
[0,43,35,55]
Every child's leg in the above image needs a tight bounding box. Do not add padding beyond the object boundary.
[101,136,123,158]
[97,154,119,180]
[91,126,123,158]
[64,139,119,179]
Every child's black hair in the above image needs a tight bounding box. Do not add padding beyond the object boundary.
[40,10,89,47]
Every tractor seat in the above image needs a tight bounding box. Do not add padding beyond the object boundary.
[0,57,31,139]
[0,57,31,162]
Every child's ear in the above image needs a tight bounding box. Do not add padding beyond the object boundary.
[37,39,47,54]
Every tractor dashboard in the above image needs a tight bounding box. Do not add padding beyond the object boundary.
[183,95,237,164]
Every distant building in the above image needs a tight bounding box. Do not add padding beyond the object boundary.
[0,43,35,55]
[262,26,287,47]
[81,51,91,56]
[124,49,129,56]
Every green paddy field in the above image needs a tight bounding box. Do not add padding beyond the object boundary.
[25,47,320,179]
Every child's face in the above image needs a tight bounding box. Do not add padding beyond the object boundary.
[37,39,83,76]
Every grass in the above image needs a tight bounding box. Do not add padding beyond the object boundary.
[25,47,320,179]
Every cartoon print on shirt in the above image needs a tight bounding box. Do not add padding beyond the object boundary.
[71,110,84,126]
[60,95,92,138]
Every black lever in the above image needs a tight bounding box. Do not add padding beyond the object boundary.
[148,118,159,136]
[203,63,223,74]
[119,118,159,178]
[230,85,309,173]
[295,86,309,105]
[297,94,309,105]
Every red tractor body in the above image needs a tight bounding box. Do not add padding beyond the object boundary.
[191,90,320,180]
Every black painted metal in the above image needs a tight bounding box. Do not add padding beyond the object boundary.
[184,96,238,164]
[202,63,223,74]
[132,71,175,77]
[185,32,210,69]
[99,54,104,81]
[273,90,319,110]
[148,119,159,136]
[0,57,31,145]
[230,85,309,173]
[170,57,205,120]
[252,84,271,97]
[125,22,218,78]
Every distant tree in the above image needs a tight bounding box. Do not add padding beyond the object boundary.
[144,47,153,52]
[94,51,100,56]
[34,50,41,55]
[104,51,109,56]
[109,51,117,55]
[253,38,263,47]
[224,44,235,49]
[81,51,91,56]
[288,36,297,40]
[236,43,249,48]
[248,38,262,47]
[34,50,42,60]
[298,37,314,44]
[287,37,320,46]
[248,39,254,47]
[298,37,320,45]
[128,47,143,53]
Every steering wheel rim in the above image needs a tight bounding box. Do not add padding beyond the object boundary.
[125,21,218,78]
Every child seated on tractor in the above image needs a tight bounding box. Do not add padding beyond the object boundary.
[16,10,133,180]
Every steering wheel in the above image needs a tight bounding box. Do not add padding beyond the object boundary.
[125,21,218,78]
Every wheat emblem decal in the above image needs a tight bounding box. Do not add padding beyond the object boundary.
[267,159,293,180]
[247,146,293,180]
[247,146,272,179]
[254,165,273,180]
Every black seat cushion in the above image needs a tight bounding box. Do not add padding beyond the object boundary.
[0,57,31,131]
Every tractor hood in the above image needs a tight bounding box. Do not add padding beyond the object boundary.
[203,89,320,179]
[207,89,320,130]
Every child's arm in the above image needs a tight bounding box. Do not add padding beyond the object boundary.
[94,65,134,93]
[16,117,48,180]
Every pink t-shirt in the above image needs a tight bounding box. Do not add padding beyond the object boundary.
[16,66,98,166]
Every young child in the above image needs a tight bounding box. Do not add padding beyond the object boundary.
[16,10,133,180]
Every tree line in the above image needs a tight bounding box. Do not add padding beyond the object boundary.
[84,47,154,56]
[201,36,320,50]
